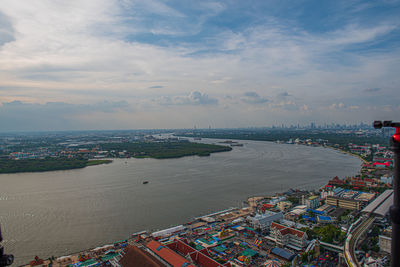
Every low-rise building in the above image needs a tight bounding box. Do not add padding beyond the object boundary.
[328,176,346,186]
[146,240,196,267]
[326,196,362,210]
[277,201,292,211]
[304,195,320,209]
[379,235,391,254]
[379,228,392,254]
[118,245,164,267]
[270,222,308,250]
[320,190,334,199]
[381,175,393,185]
[284,205,307,220]
[247,211,283,231]
[355,192,375,202]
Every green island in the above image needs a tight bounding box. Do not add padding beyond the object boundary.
[0,142,231,173]
[101,141,232,159]
[0,159,112,174]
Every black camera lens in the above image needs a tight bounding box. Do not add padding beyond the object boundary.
[373,121,383,129]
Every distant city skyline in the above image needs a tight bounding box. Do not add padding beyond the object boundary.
[0,0,399,131]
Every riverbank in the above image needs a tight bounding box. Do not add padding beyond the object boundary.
[329,146,368,164]
[0,158,112,174]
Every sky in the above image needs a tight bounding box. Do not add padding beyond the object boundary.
[0,0,399,131]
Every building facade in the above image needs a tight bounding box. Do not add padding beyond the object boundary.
[247,211,283,231]
[270,222,308,250]
[326,196,362,210]
[305,195,320,209]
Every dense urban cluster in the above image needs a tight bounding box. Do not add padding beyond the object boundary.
[19,127,395,267]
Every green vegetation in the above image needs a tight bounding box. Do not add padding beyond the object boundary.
[339,210,352,224]
[0,158,112,174]
[0,141,231,173]
[301,224,346,243]
[86,159,112,166]
[101,141,232,159]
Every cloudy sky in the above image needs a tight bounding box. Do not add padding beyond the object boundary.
[0,0,399,131]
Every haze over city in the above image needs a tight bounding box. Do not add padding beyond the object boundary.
[0,0,399,131]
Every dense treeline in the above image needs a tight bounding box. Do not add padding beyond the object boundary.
[0,158,112,173]
[101,142,232,159]
[0,158,88,173]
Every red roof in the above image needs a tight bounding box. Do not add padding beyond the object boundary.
[271,222,305,238]
[119,245,164,267]
[271,222,286,230]
[373,161,391,167]
[328,176,345,185]
[167,239,231,267]
[167,239,196,255]
[263,203,275,208]
[351,181,365,185]
[374,158,392,161]
[146,240,195,267]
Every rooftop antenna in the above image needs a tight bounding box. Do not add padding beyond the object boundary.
[0,225,14,267]
[374,120,400,267]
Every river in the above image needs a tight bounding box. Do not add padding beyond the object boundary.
[0,138,361,265]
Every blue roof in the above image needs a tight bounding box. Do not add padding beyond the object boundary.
[318,216,332,221]
[313,209,324,215]
[302,215,316,221]
[307,209,324,214]
[271,247,296,261]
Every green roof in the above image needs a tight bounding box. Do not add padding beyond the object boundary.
[195,245,204,250]
[241,248,258,257]
[198,238,214,245]
[80,259,98,267]
[101,253,119,261]
[213,246,226,252]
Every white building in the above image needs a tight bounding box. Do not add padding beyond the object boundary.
[247,211,283,231]
[270,222,308,250]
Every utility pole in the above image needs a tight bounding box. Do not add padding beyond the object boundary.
[373,120,400,267]
[0,225,14,267]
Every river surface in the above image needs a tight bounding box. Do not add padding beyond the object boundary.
[0,139,361,265]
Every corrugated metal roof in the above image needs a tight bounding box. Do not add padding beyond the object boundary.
[271,247,296,261]
[362,190,393,214]
[374,193,393,217]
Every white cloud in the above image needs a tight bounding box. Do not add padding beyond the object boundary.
[156,91,218,106]
[0,1,399,130]
[241,92,269,104]
[329,103,346,110]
